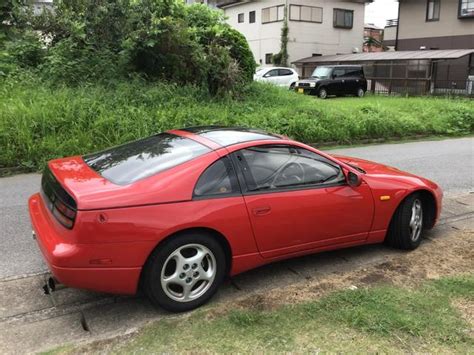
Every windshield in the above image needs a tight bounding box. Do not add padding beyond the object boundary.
[84,133,211,185]
[311,67,332,79]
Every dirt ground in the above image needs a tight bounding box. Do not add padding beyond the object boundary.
[213,226,474,315]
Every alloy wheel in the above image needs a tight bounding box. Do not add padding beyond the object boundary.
[160,243,217,303]
[409,199,423,242]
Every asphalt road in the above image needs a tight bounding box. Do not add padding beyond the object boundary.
[0,137,472,280]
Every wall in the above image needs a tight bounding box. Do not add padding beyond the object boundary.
[223,0,366,69]
[224,0,284,67]
[383,25,397,49]
[286,0,365,64]
[398,0,474,49]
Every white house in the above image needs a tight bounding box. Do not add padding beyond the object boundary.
[217,0,371,72]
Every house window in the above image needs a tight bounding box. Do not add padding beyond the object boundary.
[265,53,273,64]
[426,0,440,21]
[333,8,353,29]
[249,11,256,23]
[289,5,323,23]
[459,0,474,18]
[238,13,244,23]
[262,5,285,24]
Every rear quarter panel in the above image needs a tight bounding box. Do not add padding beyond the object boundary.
[75,197,258,269]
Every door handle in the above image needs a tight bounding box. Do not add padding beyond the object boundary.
[252,206,271,216]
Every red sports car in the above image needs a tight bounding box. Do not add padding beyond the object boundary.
[29,127,442,312]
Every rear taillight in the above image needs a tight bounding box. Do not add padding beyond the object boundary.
[41,168,77,229]
[52,199,76,229]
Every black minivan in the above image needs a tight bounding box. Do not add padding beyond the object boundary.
[295,65,367,99]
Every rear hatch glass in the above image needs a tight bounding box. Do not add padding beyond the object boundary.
[83,133,211,185]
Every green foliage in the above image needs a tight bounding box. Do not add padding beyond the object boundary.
[1,77,473,170]
[217,26,256,82]
[39,39,122,85]
[2,0,256,94]
[0,0,27,42]
[4,30,44,67]
[309,285,469,343]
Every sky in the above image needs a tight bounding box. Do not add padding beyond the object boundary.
[365,0,399,28]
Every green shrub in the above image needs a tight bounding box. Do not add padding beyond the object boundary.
[216,26,256,82]
[39,38,121,84]
[8,0,256,94]
[1,78,472,170]
[4,30,44,67]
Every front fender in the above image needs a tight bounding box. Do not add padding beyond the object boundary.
[364,174,442,239]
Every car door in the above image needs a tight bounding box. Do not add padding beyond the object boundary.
[342,67,361,94]
[278,69,293,87]
[262,69,280,86]
[327,68,346,95]
[232,145,374,259]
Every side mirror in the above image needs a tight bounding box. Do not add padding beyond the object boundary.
[347,171,362,187]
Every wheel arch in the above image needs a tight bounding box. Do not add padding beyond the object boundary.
[416,189,438,229]
[139,227,233,290]
[389,189,438,231]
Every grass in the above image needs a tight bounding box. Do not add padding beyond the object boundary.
[72,274,472,353]
[1,77,473,170]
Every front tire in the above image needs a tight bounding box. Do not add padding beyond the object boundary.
[143,232,226,312]
[357,87,365,98]
[385,193,424,250]
[318,87,328,99]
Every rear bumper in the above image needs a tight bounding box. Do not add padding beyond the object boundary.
[28,193,141,295]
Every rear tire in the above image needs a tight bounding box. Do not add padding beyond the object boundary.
[143,232,226,312]
[318,88,328,99]
[385,193,424,250]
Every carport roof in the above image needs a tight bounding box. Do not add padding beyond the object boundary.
[292,49,474,64]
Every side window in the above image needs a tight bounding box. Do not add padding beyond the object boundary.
[342,68,361,77]
[194,157,240,198]
[278,69,293,76]
[235,146,343,192]
[264,69,279,77]
[332,68,346,78]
